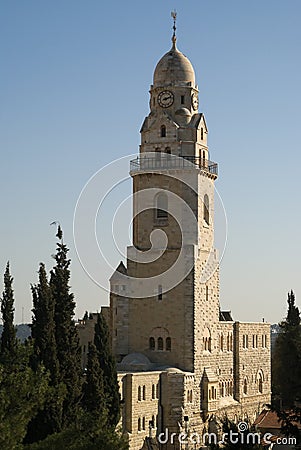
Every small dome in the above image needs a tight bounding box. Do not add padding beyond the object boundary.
[175,107,191,116]
[120,352,152,371]
[153,43,195,87]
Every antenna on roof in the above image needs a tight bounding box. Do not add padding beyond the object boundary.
[171,10,177,47]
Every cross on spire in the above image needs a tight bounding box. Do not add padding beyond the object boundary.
[171,10,177,47]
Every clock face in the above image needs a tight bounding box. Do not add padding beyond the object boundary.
[158,91,174,108]
[191,93,199,110]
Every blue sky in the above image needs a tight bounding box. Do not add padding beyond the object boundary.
[1,0,300,324]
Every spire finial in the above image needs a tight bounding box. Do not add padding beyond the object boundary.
[171,10,177,48]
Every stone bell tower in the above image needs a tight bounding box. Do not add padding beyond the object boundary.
[115,16,221,375]
[102,17,271,450]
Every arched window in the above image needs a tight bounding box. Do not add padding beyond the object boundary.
[149,337,155,350]
[166,337,171,351]
[158,337,163,350]
[258,372,264,393]
[138,386,141,401]
[203,327,211,352]
[244,378,248,395]
[143,385,146,400]
[156,193,168,219]
[204,194,209,225]
[138,417,141,431]
[161,125,166,137]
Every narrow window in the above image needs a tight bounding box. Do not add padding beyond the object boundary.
[258,373,263,393]
[201,127,204,140]
[204,194,209,225]
[206,285,209,301]
[149,337,155,350]
[156,383,159,399]
[181,95,185,104]
[142,417,145,430]
[138,417,141,431]
[244,378,248,395]
[158,337,163,351]
[161,125,166,137]
[220,334,224,351]
[143,385,146,400]
[166,337,171,351]
[152,384,155,399]
[156,193,168,219]
[138,386,141,401]
[158,285,163,300]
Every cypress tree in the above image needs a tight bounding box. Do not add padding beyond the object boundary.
[94,312,120,427]
[287,290,300,327]
[25,263,63,443]
[50,226,83,427]
[272,290,301,408]
[83,342,106,417]
[31,263,58,382]
[0,262,17,358]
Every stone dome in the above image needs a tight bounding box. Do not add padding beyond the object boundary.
[153,43,195,87]
[175,107,191,116]
[119,352,153,371]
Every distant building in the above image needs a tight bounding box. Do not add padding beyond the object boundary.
[78,20,271,450]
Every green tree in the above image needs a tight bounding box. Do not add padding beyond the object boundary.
[26,414,128,450]
[25,263,64,444]
[31,263,58,382]
[94,312,120,427]
[272,290,301,408]
[50,226,83,427]
[0,262,17,358]
[0,343,49,449]
[82,342,106,416]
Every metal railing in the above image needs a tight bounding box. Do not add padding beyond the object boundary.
[130,155,218,176]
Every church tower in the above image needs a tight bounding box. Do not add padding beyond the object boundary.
[114,18,220,375]
[104,16,271,450]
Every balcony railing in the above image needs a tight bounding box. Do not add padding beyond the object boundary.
[130,155,218,176]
